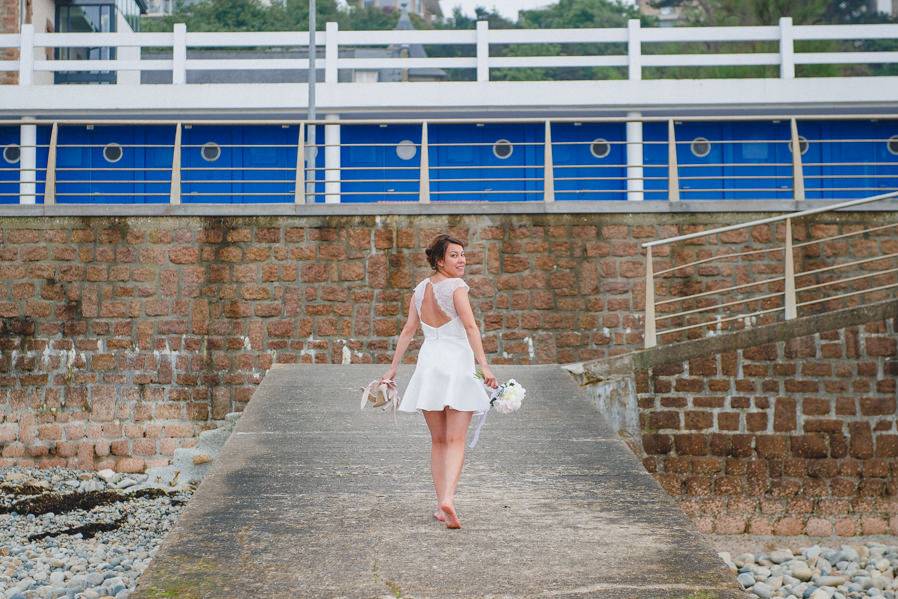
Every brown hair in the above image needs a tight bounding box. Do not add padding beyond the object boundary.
[425,234,465,271]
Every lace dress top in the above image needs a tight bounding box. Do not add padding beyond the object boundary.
[413,277,470,325]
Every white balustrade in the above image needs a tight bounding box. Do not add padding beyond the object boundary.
[1,20,897,84]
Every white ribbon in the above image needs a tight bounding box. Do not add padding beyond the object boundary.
[468,384,502,449]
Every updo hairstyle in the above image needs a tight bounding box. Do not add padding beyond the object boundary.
[425,234,465,271]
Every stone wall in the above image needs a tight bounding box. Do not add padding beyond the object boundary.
[0,211,895,535]
[637,320,898,537]
[0,0,19,85]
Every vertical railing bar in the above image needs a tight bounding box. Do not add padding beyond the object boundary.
[325,22,338,84]
[172,23,187,85]
[784,217,797,320]
[628,19,641,82]
[790,118,805,201]
[45,122,58,206]
[667,118,679,202]
[170,122,182,205]
[419,121,430,203]
[779,17,795,79]
[476,20,489,83]
[544,120,554,203]
[626,112,644,201]
[295,122,306,204]
[644,246,656,348]
[18,24,34,87]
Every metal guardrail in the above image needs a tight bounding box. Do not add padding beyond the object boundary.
[3,19,898,84]
[3,114,898,204]
[641,189,898,348]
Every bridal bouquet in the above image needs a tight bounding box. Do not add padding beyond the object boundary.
[468,366,526,448]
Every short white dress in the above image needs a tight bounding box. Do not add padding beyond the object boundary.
[397,277,491,415]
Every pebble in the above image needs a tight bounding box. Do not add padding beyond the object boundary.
[720,543,898,599]
[1,465,194,599]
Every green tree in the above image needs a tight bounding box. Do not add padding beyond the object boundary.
[142,0,280,32]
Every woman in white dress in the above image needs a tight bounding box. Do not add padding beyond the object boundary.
[380,234,498,529]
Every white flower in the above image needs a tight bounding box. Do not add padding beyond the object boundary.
[490,380,526,414]
[502,380,526,403]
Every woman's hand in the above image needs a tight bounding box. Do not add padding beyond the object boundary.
[480,366,498,389]
[380,368,397,385]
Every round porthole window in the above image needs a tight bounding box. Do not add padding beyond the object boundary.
[396,139,417,161]
[493,139,513,160]
[690,137,711,158]
[201,141,221,162]
[103,143,123,163]
[887,136,898,156]
[3,144,20,164]
[590,138,611,159]
[788,136,809,156]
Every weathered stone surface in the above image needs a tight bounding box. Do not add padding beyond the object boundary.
[133,364,742,599]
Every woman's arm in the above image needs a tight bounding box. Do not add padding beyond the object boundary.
[454,286,498,388]
[381,294,419,380]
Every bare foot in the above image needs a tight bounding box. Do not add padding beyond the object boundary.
[433,507,446,522]
[439,502,461,529]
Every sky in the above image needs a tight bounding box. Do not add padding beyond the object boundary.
[440,0,554,21]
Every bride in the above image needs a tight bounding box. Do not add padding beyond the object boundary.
[380,234,498,529]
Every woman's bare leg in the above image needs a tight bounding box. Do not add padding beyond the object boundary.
[422,409,448,521]
[439,407,473,529]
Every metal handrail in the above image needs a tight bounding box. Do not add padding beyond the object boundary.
[643,190,898,248]
[642,188,898,347]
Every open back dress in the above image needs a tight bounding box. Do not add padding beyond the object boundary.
[397,277,491,415]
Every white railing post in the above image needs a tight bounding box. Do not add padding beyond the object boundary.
[19,119,36,205]
[784,218,797,320]
[476,21,489,83]
[295,122,306,204]
[667,119,680,202]
[324,114,340,203]
[626,112,644,201]
[18,24,33,87]
[419,121,430,203]
[45,122,58,205]
[790,118,805,201]
[644,246,656,348]
[172,23,187,85]
[544,120,554,203]
[325,22,338,84]
[170,123,182,204]
[779,17,794,79]
[628,19,641,81]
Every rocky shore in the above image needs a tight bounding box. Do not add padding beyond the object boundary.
[723,543,898,599]
[1,466,194,599]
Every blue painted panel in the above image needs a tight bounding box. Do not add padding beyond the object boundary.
[340,124,421,203]
[643,122,668,201]
[0,127,20,205]
[182,125,299,204]
[651,121,793,201]
[552,123,626,201]
[802,120,898,200]
[430,123,542,202]
[55,125,172,204]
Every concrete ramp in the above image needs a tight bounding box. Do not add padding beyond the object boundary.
[133,364,743,599]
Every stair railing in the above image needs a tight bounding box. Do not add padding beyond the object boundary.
[642,190,898,348]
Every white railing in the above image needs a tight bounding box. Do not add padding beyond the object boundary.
[3,114,898,204]
[3,19,898,84]
[641,190,898,348]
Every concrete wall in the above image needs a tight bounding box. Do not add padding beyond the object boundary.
[0,211,894,534]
